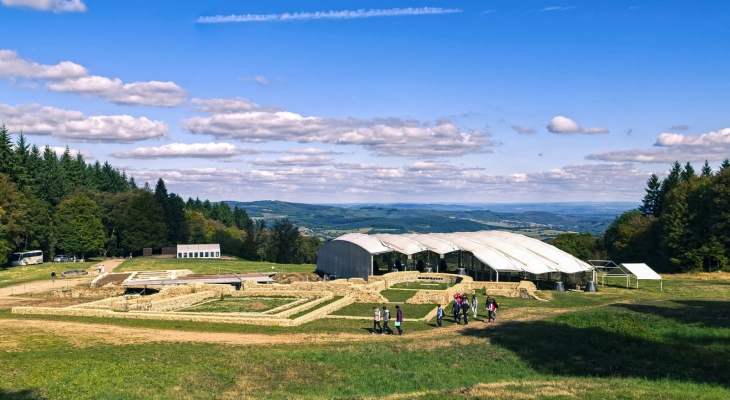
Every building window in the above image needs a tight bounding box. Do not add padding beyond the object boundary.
[216,252,220,257]
[205,252,209,257]
[183,253,187,258]
[194,252,198,258]
[178,253,182,258]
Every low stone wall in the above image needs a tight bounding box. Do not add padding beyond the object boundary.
[407,282,473,305]
[50,286,125,299]
[134,291,216,312]
[291,296,355,325]
[242,281,386,303]
[470,281,537,298]
[370,271,472,289]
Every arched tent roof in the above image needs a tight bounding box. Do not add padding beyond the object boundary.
[459,232,557,275]
[399,234,460,256]
[478,230,592,274]
[430,233,522,272]
[371,234,427,256]
[334,233,392,255]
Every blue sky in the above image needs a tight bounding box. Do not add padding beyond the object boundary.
[1,0,728,203]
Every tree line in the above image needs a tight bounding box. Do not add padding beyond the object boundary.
[0,126,321,265]
[551,159,730,273]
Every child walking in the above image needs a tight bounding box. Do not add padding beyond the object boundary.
[471,295,478,318]
[382,306,392,335]
[436,304,444,328]
[395,305,403,335]
[452,300,461,325]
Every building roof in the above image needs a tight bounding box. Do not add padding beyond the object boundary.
[371,234,428,256]
[333,233,392,255]
[177,244,221,252]
[619,263,662,280]
[399,234,460,256]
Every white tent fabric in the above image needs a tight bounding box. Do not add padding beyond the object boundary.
[620,263,662,280]
[334,233,392,255]
[459,232,557,275]
[372,234,428,256]
[431,233,522,272]
[478,230,592,274]
[399,234,460,256]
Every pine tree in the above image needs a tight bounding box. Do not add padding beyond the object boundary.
[121,190,167,251]
[681,162,696,182]
[701,160,713,178]
[128,176,138,189]
[13,134,30,190]
[38,146,68,206]
[639,174,662,216]
[54,192,106,260]
[720,159,730,173]
[0,124,16,180]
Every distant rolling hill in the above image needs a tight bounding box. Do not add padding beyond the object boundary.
[224,201,631,240]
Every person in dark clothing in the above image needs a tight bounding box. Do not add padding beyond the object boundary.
[395,305,403,335]
[436,304,445,328]
[50,271,56,282]
[452,301,461,325]
[462,298,469,325]
[382,306,393,335]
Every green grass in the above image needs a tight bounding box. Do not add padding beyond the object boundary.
[114,257,315,275]
[288,296,344,319]
[331,302,436,319]
[381,289,418,302]
[0,261,98,289]
[2,279,730,398]
[182,298,298,313]
[390,282,449,290]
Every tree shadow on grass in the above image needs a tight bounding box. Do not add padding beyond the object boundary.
[458,303,730,387]
[0,388,46,399]
[616,300,730,329]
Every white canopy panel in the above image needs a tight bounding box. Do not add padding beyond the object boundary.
[477,231,592,274]
[372,234,428,256]
[431,233,522,272]
[399,234,460,256]
[459,232,557,275]
[620,263,662,280]
[334,233,392,255]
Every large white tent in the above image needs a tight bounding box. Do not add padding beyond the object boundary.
[317,230,595,280]
[602,262,663,290]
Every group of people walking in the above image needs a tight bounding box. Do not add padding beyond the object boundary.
[434,293,499,328]
[372,305,403,335]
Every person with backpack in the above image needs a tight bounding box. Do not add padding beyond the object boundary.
[486,297,498,324]
[471,295,478,318]
[452,300,461,325]
[395,305,403,335]
[372,307,382,335]
[50,271,56,283]
[382,306,393,335]
[436,304,445,328]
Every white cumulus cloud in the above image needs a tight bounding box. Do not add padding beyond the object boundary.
[656,128,730,147]
[182,97,493,158]
[110,143,259,159]
[1,0,85,13]
[546,116,609,134]
[0,50,187,107]
[0,103,168,143]
[197,7,461,23]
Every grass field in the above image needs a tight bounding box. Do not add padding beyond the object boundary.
[182,298,298,313]
[115,257,315,275]
[1,277,730,399]
[0,261,98,289]
[380,289,418,302]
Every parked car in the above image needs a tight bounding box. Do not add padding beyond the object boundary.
[53,255,71,263]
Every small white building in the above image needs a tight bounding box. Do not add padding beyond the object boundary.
[177,244,221,259]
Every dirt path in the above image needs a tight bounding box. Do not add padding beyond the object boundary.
[0,259,126,300]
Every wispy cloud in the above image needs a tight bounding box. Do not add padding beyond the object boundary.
[511,125,536,134]
[541,6,577,12]
[197,7,462,24]
[239,76,269,85]
[1,0,86,13]
[546,116,609,134]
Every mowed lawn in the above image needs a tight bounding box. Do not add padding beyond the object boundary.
[115,257,316,275]
[0,261,98,289]
[1,278,730,398]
